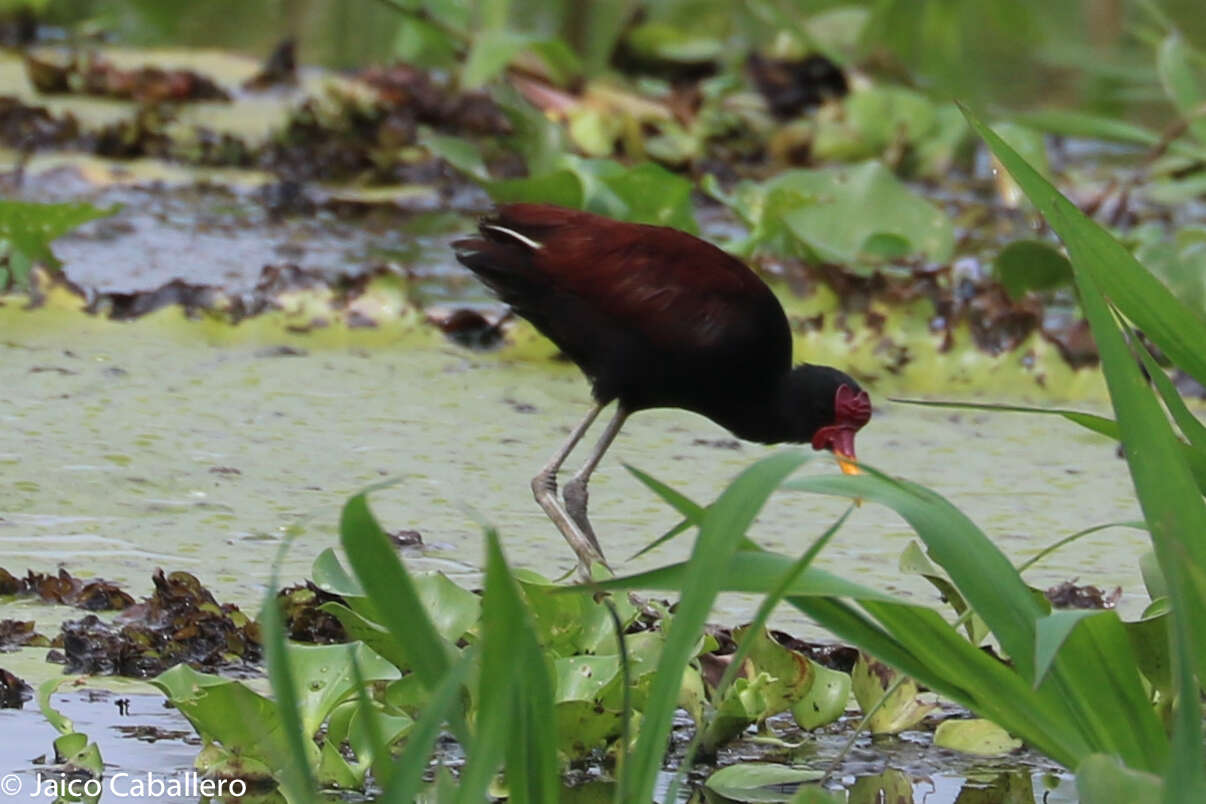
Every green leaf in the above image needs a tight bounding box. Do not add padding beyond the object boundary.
[620,452,810,803]
[1076,754,1163,804]
[420,130,490,182]
[0,200,115,291]
[720,162,955,269]
[379,650,478,804]
[964,102,1205,796]
[791,663,851,730]
[340,492,452,693]
[850,652,935,734]
[598,162,698,233]
[487,169,585,208]
[261,565,317,799]
[933,718,1022,755]
[459,530,558,804]
[461,30,533,89]
[993,240,1073,299]
[704,763,824,803]
[1158,33,1206,146]
[1033,609,1100,684]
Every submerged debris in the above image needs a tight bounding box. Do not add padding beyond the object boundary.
[276,582,348,644]
[243,38,298,91]
[0,567,134,611]
[0,619,50,649]
[24,52,232,103]
[50,570,260,677]
[0,667,31,707]
[1045,580,1121,610]
[747,53,848,119]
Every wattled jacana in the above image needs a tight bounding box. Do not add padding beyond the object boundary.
[454,204,871,575]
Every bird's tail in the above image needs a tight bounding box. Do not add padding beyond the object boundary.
[453,206,554,304]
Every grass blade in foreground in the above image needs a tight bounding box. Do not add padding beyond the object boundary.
[341,492,452,691]
[965,105,1206,799]
[968,103,1206,387]
[457,530,559,804]
[619,452,809,803]
[261,565,318,800]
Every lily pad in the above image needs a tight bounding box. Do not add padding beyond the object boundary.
[850,652,935,734]
[933,718,1022,755]
[717,162,954,270]
[704,763,826,803]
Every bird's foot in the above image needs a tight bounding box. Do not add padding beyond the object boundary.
[532,472,608,580]
[563,477,606,560]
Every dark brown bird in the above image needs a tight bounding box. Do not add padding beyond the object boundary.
[454,204,871,574]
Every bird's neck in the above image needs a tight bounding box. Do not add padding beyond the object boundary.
[703,376,798,445]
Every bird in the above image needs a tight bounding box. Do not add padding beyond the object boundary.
[453,203,871,576]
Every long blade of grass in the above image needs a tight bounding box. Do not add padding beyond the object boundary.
[457,529,559,804]
[1132,336,1206,450]
[962,103,1206,387]
[889,398,1120,438]
[662,506,855,803]
[1017,521,1147,574]
[624,463,707,558]
[785,467,1044,679]
[967,105,1206,798]
[624,462,761,555]
[891,397,1206,493]
[381,650,478,804]
[261,565,318,800]
[619,451,810,803]
[341,492,452,690]
[349,649,390,790]
[785,467,1166,770]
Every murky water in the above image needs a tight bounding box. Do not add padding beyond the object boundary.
[0,691,1079,804]
[0,300,1152,687]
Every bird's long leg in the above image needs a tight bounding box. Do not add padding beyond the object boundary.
[563,406,629,558]
[531,402,608,576]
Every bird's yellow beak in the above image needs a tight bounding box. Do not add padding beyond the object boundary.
[835,451,861,475]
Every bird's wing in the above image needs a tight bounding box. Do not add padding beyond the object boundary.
[474,204,791,361]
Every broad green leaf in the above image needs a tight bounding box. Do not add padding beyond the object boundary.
[850,652,935,734]
[461,30,533,89]
[1158,34,1206,146]
[933,719,1022,755]
[0,200,115,290]
[993,240,1073,299]
[287,642,400,736]
[750,162,955,268]
[487,169,585,208]
[1076,754,1163,804]
[311,547,361,596]
[791,663,851,730]
[704,763,824,803]
[598,162,697,233]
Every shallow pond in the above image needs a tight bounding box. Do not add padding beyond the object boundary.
[1,298,1151,678]
[0,690,1080,804]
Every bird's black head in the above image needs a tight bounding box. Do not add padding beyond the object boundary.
[781,365,871,474]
